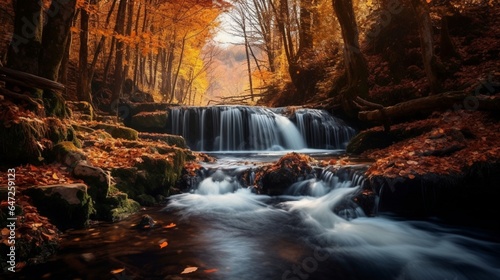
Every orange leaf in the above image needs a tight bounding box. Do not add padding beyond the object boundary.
[181,267,198,274]
[204,268,218,273]
[164,223,176,229]
[159,241,168,249]
[110,268,125,274]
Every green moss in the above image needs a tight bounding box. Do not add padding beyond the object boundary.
[43,90,68,118]
[24,184,94,230]
[135,151,187,196]
[129,111,168,132]
[92,123,138,140]
[136,194,156,206]
[0,117,47,164]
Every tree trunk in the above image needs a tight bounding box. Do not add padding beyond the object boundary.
[112,0,128,102]
[408,0,441,94]
[40,0,77,117]
[332,0,369,117]
[77,5,93,105]
[242,16,254,101]
[7,0,44,97]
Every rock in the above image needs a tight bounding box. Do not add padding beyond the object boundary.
[24,184,95,230]
[136,214,156,229]
[66,101,94,120]
[129,111,168,132]
[53,141,86,166]
[138,132,188,148]
[73,162,111,201]
[258,153,315,195]
[90,123,138,140]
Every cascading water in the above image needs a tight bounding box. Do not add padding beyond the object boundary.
[166,106,354,151]
[166,165,500,280]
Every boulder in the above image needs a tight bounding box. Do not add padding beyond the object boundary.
[129,111,168,133]
[257,153,315,195]
[24,184,94,230]
[138,132,188,148]
[90,123,138,140]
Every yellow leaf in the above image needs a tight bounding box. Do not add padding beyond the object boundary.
[110,268,125,274]
[181,267,198,274]
[52,173,59,180]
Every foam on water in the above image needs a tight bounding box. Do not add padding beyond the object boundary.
[166,168,500,279]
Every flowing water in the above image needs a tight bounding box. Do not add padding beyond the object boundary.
[166,106,355,151]
[9,108,500,279]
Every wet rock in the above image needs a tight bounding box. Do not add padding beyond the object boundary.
[258,153,315,195]
[24,184,94,230]
[137,214,156,229]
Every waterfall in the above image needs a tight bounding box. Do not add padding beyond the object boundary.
[166,106,355,151]
[291,108,356,149]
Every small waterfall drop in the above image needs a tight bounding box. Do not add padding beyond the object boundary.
[166,106,354,151]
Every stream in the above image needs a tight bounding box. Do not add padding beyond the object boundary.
[10,107,500,279]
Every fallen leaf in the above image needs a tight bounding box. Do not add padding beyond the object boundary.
[181,267,198,274]
[159,241,168,249]
[52,173,59,180]
[110,268,125,274]
[1,228,9,236]
[408,174,416,179]
[204,268,218,273]
[164,223,176,229]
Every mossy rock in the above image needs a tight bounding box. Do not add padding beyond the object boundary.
[112,167,145,199]
[138,132,188,149]
[129,111,168,133]
[0,117,48,164]
[136,194,157,206]
[135,151,187,196]
[23,184,94,230]
[52,141,86,166]
[66,101,94,120]
[91,123,138,140]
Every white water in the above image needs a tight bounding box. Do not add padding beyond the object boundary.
[167,106,354,151]
[166,169,500,280]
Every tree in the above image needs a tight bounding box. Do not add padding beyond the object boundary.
[331,0,369,117]
[7,0,77,117]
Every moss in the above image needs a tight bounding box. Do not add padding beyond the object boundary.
[24,184,94,230]
[66,101,94,120]
[91,123,138,140]
[136,194,157,206]
[52,141,86,164]
[136,151,187,196]
[43,89,68,118]
[110,198,140,222]
[129,111,168,132]
[0,117,47,164]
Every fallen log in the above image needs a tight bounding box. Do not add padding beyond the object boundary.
[0,66,65,91]
[359,91,467,122]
